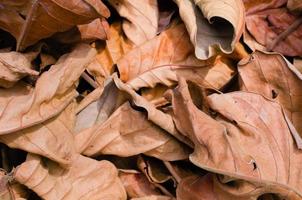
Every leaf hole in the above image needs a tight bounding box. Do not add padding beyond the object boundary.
[271,89,278,99]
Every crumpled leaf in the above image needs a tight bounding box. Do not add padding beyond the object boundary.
[108,0,159,45]
[244,0,302,56]
[117,23,235,91]
[137,156,175,184]
[0,44,96,135]
[0,0,110,50]
[113,74,193,148]
[119,170,162,198]
[174,0,245,59]
[0,51,39,88]
[0,101,76,166]
[238,51,302,138]
[169,78,302,199]
[14,154,127,200]
[76,102,190,161]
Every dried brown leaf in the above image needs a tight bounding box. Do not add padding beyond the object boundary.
[170,78,302,199]
[108,0,159,45]
[77,18,109,41]
[0,44,96,135]
[244,0,302,56]
[288,0,302,13]
[0,101,76,166]
[15,154,127,200]
[113,74,193,148]
[238,51,302,139]
[117,23,235,91]
[76,102,189,161]
[0,0,110,50]
[0,51,38,88]
[174,0,245,59]
[119,170,162,198]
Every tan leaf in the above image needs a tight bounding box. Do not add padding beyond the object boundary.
[244,0,302,56]
[169,78,302,199]
[108,0,159,45]
[0,44,96,135]
[0,51,39,88]
[14,154,127,200]
[174,0,245,59]
[287,0,302,13]
[76,102,189,161]
[117,23,235,91]
[0,0,110,50]
[238,51,302,139]
[77,18,109,41]
[137,156,175,184]
[0,170,13,200]
[294,58,302,73]
[74,78,125,133]
[119,170,162,198]
[113,74,193,148]
[0,101,76,166]
[87,22,134,85]
[132,195,174,200]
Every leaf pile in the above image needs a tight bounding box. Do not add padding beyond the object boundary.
[0,0,301,199]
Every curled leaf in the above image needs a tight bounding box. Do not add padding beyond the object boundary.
[0,44,96,135]
[174,0,245,59]
[0,51,38,88]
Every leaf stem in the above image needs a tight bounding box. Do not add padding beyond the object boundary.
[268,15,302,51]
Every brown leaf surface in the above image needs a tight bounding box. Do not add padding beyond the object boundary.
[119,170,162,198]
[0,51,38,88]
[14,154,127,200]
[76,102,190,161]
[117,23,235,91]
[244,0,302,56]
[108,0,159,46]
[0,0,110,50]
[113,74,193,148]
[0,44,96,135]
[238,51,302,138]
[169,78,302,199]
[287,0,302,13]
[74,78,124,133]
[0,101,76,166]
[77,18,109,41]
[86,22,134,85]
[174,0,245,59]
